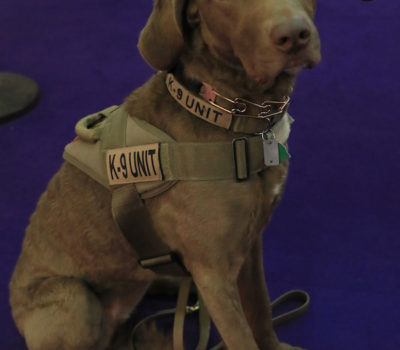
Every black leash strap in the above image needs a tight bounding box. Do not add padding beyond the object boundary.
[271,289,310,327]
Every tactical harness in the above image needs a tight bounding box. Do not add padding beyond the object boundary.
[63,73,309,350]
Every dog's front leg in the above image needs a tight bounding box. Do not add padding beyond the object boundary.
[237,235,280,350]
[190,264,260,350]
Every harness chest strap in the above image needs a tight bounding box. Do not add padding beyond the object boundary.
[63,105,292,276]
[64,106,308,349]
[65,105,292,186]
[105,134,277,186]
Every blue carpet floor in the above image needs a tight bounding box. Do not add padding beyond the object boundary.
[0,0,399,349]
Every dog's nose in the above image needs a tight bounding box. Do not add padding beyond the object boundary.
[271,17,312,53]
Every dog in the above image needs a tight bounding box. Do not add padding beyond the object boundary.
[9,0,320,349]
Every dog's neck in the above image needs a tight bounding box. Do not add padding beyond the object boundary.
[177,40,297,105]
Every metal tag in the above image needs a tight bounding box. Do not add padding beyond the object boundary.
[263,139,280,166]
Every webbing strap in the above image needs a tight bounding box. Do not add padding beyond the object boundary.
[173,278,211,350]
[271,290,310,327]
[68,105,292,188]
[166,73,288,134]
[111,185,189,277]
[173,278,192,350]
[131,278,210,350]
[104,135,269,186]
[74,105,119,143]
[230,114,284,134]
[131,283,309,350]
[100,105,127,151]
[158,136,265,182]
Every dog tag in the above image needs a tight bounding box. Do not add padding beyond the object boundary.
[263,139,290,166]
[263,139,279,166]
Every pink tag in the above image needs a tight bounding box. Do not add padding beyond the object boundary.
[200,82,217,102]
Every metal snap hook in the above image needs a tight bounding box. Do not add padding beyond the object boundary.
[258,130,276,141]
[232,99,247,113]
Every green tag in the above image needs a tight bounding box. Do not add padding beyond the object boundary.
[278,143,290,163]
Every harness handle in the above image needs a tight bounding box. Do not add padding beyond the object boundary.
[74,105,119,143]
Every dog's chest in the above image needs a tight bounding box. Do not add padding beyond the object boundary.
[146,161,288,264]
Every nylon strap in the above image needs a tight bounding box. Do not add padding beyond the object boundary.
[173,278,211,350]
[166,73,233,129]
[159,136,265,181]
[196,295,211,350]
[131,280,309,350]
[173,278,192,350]
[104,135,271,186]
[131,278,210,350]
[271,289,310,327]
[68,105,291,188]
[74,105,119,143]
[111,185,189,277]
[166,73,289,134]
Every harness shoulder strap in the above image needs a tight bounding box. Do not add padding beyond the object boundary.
[111,184,189,277]
[64,105,187,276]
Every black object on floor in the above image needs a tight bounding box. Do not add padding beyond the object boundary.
[0,72,40,124]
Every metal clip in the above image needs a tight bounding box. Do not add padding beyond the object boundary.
[200,80,290,121]
[186,301,200,314]
[259,106,272,117]
[232,98,247,113]
[258,130,276,140]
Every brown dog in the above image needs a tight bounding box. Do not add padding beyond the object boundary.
[9,0,320,349]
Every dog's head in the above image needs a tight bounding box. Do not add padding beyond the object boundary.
[138,0,320,91]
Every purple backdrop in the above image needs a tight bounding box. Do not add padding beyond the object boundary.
[1,0,399,349]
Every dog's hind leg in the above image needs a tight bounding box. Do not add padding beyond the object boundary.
[12,277,113,350]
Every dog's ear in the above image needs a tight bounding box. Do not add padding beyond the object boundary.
[312,0,318,17]
[312,0,318,11]
[138,0,186,71]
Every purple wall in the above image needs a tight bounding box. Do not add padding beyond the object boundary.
[0,0,399,349]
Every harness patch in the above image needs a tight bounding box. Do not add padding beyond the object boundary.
[106,143,162,185]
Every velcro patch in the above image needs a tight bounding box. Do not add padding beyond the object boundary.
[106,143,162,185]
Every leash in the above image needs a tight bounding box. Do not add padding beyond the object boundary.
[130,278,310,350]
[130,278,210,350]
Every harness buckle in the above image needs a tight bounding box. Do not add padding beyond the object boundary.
[232,137,249,182]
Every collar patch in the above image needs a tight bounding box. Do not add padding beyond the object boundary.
[166,74,233,129]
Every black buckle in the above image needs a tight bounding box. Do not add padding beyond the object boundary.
[139,252,190,276]
[232,137,249,182]
[139,253,177,269]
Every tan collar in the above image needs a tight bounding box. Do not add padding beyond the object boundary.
[166,73,290,134]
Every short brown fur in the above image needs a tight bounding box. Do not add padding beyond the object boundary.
[10,0,320,349]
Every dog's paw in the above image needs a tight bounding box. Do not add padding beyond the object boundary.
[132,322,173,350]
